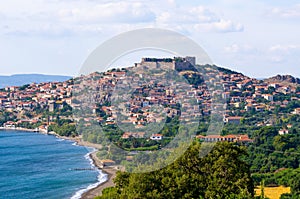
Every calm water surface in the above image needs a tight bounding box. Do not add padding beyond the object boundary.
[0,130,105,199]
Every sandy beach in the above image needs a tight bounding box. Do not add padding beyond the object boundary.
[49,133,103,150]
[51,132,118,198]
[80,151,117,199]
[49,132,118,198]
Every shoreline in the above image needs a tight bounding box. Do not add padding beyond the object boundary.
[0,127,102,149]
[80,151,117,199]
[0,127,117,198]
[0,126,43,132]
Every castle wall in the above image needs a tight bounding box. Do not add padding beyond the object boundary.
[138,56,196,71]
[157,62,174,70]
[174,62,196,72]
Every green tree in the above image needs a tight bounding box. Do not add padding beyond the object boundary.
[260,180,265,199]
[291,172,300,194]
[99,142,254,199]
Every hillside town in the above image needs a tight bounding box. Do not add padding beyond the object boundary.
[1,57,300,143]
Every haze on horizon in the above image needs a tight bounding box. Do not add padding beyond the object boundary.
[0,0,299,78]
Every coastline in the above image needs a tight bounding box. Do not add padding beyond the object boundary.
[0,127,117,199]
[0,127,102,149]
[80,151,117,199]
[0,126,42,132]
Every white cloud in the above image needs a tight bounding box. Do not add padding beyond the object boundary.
[163,0,175,6]
[268,44,300,63]
[211,19,244,33]
[1,1,157,37]
[156,6,219,25]
[193,19,244,33]
[0,0,244,37]
[57,2,155,24]
[187,6,220,23]
[224,44,240,53]
[224,44,254,53]
[156,6,244,33]
[269,56,284,63]
[269,44,299,52]
[268,4,300,18]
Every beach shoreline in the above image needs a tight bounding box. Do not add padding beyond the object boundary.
[60,136,117,199]
[80,151,117,199]
[0,127,117,198]
[0,126,43,132]
[0,127,102,149]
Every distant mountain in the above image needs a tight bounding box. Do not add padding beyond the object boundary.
[0,74,72,89]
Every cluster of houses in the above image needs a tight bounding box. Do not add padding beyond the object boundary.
[121,132,163,140]
[1,57,300,142]
[1,81,72,109]
[0,80,73,129]
[196,134,253,143]
[222,75,300,115]
[120,132,254,143]
[76,58,214,129]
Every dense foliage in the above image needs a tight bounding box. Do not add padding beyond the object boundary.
[247,126,300,173]
[49,123,77,137]
[97,142,254,199]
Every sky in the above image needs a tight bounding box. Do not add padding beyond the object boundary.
[0,0,299,78]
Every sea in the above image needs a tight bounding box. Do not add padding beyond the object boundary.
[0,130,107,199]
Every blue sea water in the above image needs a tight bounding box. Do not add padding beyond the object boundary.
[0,130,106,199]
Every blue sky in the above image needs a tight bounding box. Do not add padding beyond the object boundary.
[0,0,299,78]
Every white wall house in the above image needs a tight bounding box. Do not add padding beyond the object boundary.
[150,134,163,140]
[279,129,289,135]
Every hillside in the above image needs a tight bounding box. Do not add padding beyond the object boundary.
[263,74,300,87]
[1,59,300,198]
[0,74,72,89]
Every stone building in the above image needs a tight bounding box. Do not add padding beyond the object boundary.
[135,56,196,72]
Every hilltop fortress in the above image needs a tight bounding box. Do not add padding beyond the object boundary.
[135,56,196,72]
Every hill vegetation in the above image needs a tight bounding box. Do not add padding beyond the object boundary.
[97,142,255,199]
[1,60,300,198]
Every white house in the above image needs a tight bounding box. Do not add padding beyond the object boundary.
[262,94,274,101]
[150,134,163,140]
[4,121,16,128]
[279,129,289,135]
[223,116,243,125]
[292,108,300,115]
